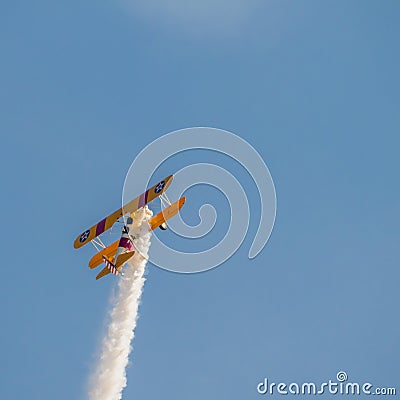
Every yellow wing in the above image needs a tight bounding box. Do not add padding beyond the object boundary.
[149,197,186,231]
[88,241,119,269]
[74,175,173,249]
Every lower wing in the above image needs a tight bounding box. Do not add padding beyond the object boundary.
[149,197,186,231]
[88,240,119,269]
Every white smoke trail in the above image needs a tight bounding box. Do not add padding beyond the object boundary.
[88,206,153,400]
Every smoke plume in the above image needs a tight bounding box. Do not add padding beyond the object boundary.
[88,206,152,400]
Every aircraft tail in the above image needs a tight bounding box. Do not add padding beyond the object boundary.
[95,252,135,280]
[115,251,135,268]
[96,265,112,280]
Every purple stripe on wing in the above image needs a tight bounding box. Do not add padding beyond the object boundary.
[138,192,146,208]
[96,218,107,236]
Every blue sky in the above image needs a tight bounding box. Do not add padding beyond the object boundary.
[1,1,399,399]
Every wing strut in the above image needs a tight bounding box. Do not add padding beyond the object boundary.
[91,236,106,251]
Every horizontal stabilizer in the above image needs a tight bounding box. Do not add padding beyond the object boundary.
[95,251,135,280]
[96,265,111,280]
[96,256,118,280]
[115,251,135,268]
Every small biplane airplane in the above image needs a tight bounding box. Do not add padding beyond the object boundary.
[74,174,185,280]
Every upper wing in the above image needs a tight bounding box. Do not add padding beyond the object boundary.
[74,175,173,249]
[149,197,186,231]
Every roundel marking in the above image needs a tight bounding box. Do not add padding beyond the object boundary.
[80,230,90,242]
[154,180,165,194]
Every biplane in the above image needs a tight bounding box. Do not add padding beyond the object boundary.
[74,174,185,280]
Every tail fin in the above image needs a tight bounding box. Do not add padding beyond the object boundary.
[95,256,118,280]
[95,252,135,280]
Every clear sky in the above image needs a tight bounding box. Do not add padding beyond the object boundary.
[1,1,399,399]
